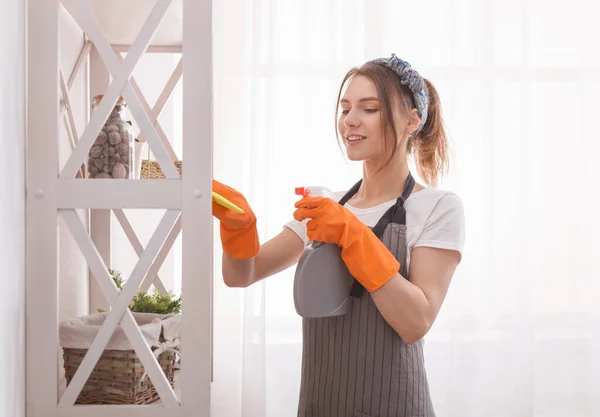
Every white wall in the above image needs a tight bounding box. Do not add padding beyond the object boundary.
[0,0,26,416]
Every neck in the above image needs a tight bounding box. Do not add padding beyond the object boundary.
[357,155,411,202]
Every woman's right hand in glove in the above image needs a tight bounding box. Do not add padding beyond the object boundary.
[212,180,259,260]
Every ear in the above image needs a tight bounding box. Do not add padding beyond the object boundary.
[406,108,421,136]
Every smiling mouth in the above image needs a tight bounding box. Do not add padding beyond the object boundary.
[346,135,366,142]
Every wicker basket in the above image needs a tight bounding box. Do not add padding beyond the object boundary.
[140,159,182,179]
[62,347,178,405]
[60,312,181,405]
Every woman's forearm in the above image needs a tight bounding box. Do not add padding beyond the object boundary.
[371,246,460,344]
[370,274,431,344]
[220,228,305,288]
[221,254,255,287]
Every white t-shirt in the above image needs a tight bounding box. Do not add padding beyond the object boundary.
[284,186,466,272]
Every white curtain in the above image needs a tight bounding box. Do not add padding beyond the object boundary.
[209,0,600,416]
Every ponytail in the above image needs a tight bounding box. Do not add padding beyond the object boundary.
[412,79,449,187]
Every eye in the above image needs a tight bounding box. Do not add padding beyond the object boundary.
[340,109,349,115]
[364,108,378,113]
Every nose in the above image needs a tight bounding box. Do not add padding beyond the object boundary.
[344,109,361,129]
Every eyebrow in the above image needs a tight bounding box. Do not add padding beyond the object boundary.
[340,96,381,103]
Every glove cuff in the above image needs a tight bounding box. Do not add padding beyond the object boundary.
[341,231,400,292]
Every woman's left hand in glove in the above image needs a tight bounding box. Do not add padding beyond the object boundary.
[293,196,400,292]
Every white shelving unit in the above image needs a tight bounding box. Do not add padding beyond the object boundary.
[25,0,213,416]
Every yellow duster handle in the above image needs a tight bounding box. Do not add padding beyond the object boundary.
[212,191,244,214]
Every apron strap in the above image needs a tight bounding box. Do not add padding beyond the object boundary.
[336,173,415,298]
[337,180,362,206]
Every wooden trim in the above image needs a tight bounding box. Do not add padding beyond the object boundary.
[88,46,113,315]
[56,404,181,417]
[180,0,213,413]
[25,0,60,414]
[57,179,182,209]
[111,44,183,53]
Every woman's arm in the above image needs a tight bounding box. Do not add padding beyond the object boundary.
[222,227,305,288]
[370,246,461,344]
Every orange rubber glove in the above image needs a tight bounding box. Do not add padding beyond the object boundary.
[212,180,259,259]
[293,196,399,292]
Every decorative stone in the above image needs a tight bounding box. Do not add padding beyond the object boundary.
[108,131,121,145]
[90,146,102,158]
[95,131,108,145]
[112,163,127,179]
[116,143,129,156]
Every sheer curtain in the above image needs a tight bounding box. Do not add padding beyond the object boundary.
[209,0,600,416]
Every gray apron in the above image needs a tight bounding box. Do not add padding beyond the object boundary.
[297,174,436,417]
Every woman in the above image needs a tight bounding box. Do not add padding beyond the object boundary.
[212,54,465,417]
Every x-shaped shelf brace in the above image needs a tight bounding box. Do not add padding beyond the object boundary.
[113,209,183,294]
[110,41,183,294]
[60,209,181,407]
[111,29,183,295]
[139,214,182,293]
[59,39,92,178]
[117,52,182,162]
[60,4,184,292]
[57,0,181,407]
[60,0,179,180]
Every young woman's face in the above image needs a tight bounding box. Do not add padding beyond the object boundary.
[338,75,386,162]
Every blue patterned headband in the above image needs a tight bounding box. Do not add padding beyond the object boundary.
[367,54,429,134]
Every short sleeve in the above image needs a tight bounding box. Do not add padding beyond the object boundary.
[414,192,465,260]
[284,218,310,246]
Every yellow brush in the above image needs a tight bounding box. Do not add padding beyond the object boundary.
[212,191,245,214]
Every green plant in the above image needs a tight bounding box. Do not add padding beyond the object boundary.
[110,268,125,290]
[97,269,182,315]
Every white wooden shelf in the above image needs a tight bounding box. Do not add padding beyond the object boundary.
[57,179,183,209]
[61,0,184,47]
[27,0,213,416]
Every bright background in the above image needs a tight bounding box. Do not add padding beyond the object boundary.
[4,0,600,416]
[208,1,600,416]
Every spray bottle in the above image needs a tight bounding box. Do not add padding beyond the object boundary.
[292,186,355,318]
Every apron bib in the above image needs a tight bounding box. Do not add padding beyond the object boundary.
[297,174,436,417]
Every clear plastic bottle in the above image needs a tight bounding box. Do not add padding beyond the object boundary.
[87,94,133,179]
[295,186,335,199]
